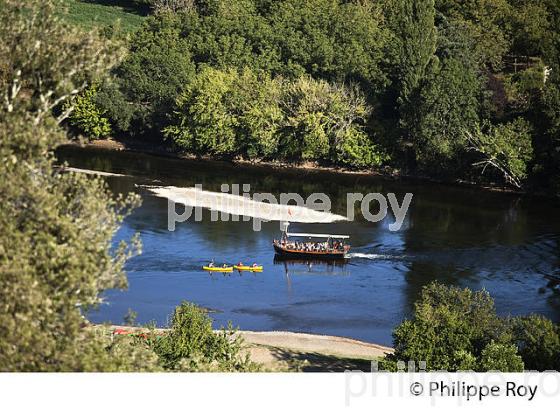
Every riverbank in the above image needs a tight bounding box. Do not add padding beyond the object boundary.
[62,138,538,197]
[96,324,393,372]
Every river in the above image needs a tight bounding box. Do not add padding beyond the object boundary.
[57,145,560,345]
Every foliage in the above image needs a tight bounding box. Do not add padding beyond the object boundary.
[101,13,196,135]
[165,67,282,157]
[166,67,385,167]
[65,85,112,139]
[151,302,258,371]
[435,0,511,71]
[412,57,482,171]
[280,76,384,166]
[64,0,560,191]
[478,340,524,372]
[510,315,560,371]
[384,0,437,110]
[466,118,534,188]
[0,0,146,371]
[388,283,518,371]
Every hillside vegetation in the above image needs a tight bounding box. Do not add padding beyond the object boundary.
[62,0,560,194]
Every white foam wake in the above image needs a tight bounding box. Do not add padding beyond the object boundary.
[349,252,401,260]
[144,185,347,223]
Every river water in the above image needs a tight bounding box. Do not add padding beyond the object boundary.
[57,145,560,345]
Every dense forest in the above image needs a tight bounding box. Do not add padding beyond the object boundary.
[66,0,560,194]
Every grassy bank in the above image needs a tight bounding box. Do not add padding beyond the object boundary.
[61,0,147,33]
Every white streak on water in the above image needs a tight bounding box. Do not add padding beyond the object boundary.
[143,185,347,223]
[59,166,126,177]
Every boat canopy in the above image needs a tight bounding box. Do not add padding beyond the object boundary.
[285,232,350,239]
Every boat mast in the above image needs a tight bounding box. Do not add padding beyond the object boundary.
[281,221,290,242]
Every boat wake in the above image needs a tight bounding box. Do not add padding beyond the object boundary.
[348,252,406,261]
[143,185,347,223]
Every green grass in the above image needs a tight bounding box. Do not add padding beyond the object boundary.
[61,0,149,33]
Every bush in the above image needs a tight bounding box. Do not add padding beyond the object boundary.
[466,118,534,188]
[510,315,560,371]
[478,341,524,372]
[151,302,258,371]
[66,85,111,140]
[388,282,517,371]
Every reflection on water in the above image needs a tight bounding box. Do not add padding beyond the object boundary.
[57,145,560,345]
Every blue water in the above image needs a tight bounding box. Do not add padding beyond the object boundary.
[59,146,560,345]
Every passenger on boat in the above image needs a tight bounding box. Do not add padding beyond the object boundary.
[209,261,215,268]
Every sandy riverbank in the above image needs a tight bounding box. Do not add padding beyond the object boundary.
[98,325,393,372]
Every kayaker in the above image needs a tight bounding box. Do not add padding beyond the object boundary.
[208,261,215,268]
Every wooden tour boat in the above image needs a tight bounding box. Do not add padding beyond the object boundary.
[273,222,350,260]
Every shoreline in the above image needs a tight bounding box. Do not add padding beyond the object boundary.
[60,138,551,198]
[98,324,393,371]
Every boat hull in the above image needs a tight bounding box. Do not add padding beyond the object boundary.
[234,266,263,272]
[273,242,349,260]
[203,266,233,272]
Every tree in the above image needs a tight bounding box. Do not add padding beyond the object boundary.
[388,283,515,371]
[165,67,269,157]
[100,11,196,136]
[280,76,384,167]
[385,0,437,109]
[479,340,524,372]
[151,302,257,371]
[65,85,112,140]
[412,57,481,171]
[435,0,511,71]
[166,67,385,167]
[0,0,146,371]
[466,118,534,188]
[510,315,560,371]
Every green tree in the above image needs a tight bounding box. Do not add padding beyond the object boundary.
[435,0,511,71]
[466,118,534,188]
[385,0,437,109]
[510,315,560,371]
[412,58,481,171]
[100,11,196,136]
[479,340,524,372]
[0,0,149,371]
[388,283,514,371]
[152,302,257,371]
[280,76,384,167]
[66,85,112,140]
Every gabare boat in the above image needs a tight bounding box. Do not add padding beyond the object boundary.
[273,223,350,260]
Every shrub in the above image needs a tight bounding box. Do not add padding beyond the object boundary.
[478,341,524,372]
[151,302,258,371]
[510,315,560,371]
[388,282,514,371]
[66,85,111,140]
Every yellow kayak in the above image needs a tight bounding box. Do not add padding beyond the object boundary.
[203,265,233,272]
[234,265,263,272]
